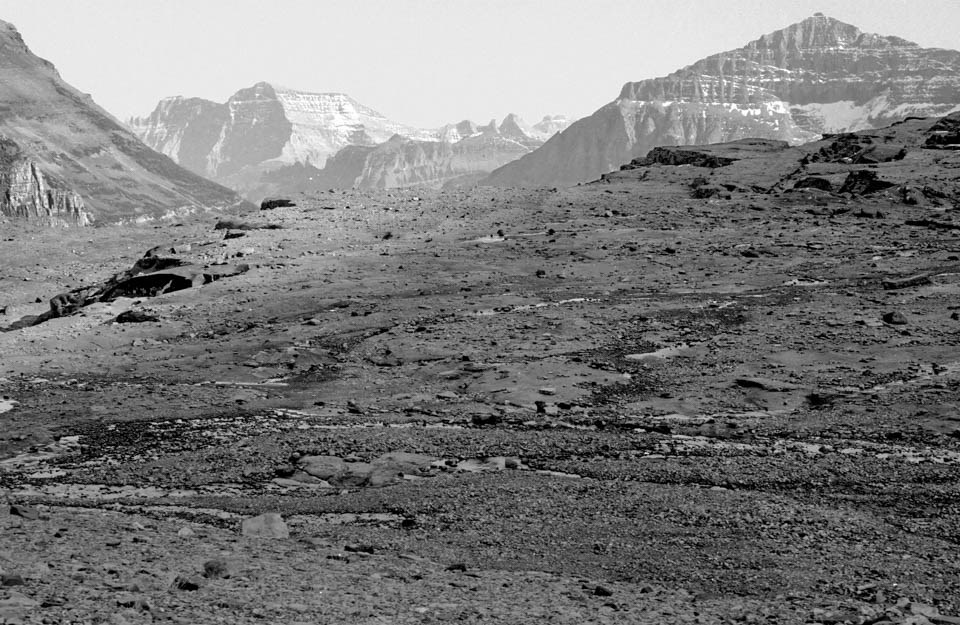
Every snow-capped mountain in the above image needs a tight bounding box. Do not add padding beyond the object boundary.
[128,82,436,185]
[131,86,571,198]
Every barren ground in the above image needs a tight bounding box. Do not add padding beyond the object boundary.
[1,123,960,624]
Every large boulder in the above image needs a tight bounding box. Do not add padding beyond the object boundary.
[240,513,289,539]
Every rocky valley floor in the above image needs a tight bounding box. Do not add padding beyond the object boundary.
[1,120,960,624]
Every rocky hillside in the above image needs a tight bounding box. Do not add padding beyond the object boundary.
[131,87,570,198]
[0,137,89,226]
[485,13,960,188]
[0,20,245,225]
[272,116,559,193]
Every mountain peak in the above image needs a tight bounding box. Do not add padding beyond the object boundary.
[753,13,917,51]
[756,14,862,50]
[489,15,959,188]
[499,113,530,138]
[0,19,25,46]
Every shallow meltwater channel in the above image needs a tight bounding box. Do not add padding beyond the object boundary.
[624,342,692,360]
[472,297,599,316]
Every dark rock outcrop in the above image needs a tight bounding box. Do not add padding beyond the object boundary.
[628,146,738,169]
[4,252,249,329]
[839,170,896,195]
[794,177,834,192]
[810,134,908,164]
[260,198,296,210]
[924,111,960,148]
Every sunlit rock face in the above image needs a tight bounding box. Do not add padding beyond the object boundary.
[0,20,245,224]
[484,13,960,188]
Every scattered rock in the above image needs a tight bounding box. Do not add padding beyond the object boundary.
[882,311,908,325]
[691,184,731,200]
[0,591,39,616]
[8,504,38,521]
[297,452,436,488]
[734,377,800,392]
[882,274,932,290]
[172,575,201,591]
[471,413,502,426]
[202,558,240,579]
[240,513,289,539]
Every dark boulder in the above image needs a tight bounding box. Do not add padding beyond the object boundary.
[691,184,731,199]
[214,219,282,231]
[839,170,896,195]
[260,198,296,210]
[114,310,161,324]
[794,177,833,192]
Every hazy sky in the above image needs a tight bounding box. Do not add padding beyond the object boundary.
[4,0,960,128]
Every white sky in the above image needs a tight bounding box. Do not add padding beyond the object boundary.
[3,0,959,128]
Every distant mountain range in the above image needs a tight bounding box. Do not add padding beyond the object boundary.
[276,115,573,193]
[129,84,570,198]
[484,13,960,188]
[0,20,245,225]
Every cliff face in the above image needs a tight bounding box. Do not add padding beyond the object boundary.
[0,20,246,223]
[131,86,572,197]
[133,96,228,177]
[485,13,960,188]
[0,137,90,225]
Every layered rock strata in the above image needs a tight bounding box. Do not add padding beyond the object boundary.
[485,13,960,187]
